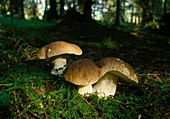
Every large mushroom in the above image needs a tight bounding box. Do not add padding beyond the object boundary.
[37,41,82,75]
[64,59,101,96]
[93,57,138,98]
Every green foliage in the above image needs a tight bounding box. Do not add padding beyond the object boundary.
[102,36,116,49]
[0,17,53,30]
[0,92,10,102]
[147,21,159,29]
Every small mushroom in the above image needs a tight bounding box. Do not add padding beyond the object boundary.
[93,57,138,98]
[37,41,82,75]
[64,59,100,96]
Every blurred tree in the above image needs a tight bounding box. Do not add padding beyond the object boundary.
[121,0,127,23]
[130,5,134,24]
[0,0,7,15]
[20,0,24,18]
[44,0,60,20]
[43,0,48,20]
[134,6,141,24]
[72,0,76,9]
[9,0,24,18]
[3,0,170,23]
[115,0,121,25]
[32,0,39,19]
[135,0,153,26]
[50,0,59,19]
[77,0,84,13]
[84,0,94,19]
[163,0,168,14]
[9,0,14,17]
[60,0,64,16]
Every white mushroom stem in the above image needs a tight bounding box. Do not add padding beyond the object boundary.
[93,73,118,98]
[51,55,67,75]
[77,84,93,96]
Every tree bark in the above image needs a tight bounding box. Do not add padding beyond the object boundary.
[115,0,121,25]
[1,0,7,15]
[142,7,147,25]
[43,0,48,20]
[84,0,93,19]
[60,0,64,16]
[131,6,134,24]
[32,0,37,19]
[122,0,126,23]
[77,0,84,13]
[10,0,14,17]
[72,0,76,9]
[163,0,167,14]
[9,0,24,18]
[49,0,59,19]
[136,0,153,26]
[14,0,19,14]
[20,0,24,18]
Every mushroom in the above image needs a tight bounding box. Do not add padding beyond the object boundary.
[93,57,138,98]
[37,41,82,75]
[64,59,101,96]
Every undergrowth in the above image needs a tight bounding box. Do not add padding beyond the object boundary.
[0,17,169,119]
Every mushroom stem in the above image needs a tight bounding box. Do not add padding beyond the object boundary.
[93,73,118,98]
[77,84,93,96]
[51,55,67,75]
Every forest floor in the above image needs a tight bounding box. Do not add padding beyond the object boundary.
[0,14,169,118]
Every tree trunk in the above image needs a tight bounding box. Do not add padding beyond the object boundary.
[43,0,48,20]
[20,0,24,18]
[14,0,19,14]
[115,0,121,25]
[72,0,76,9]
[77,0,84,13]
[10,0,14,17]
[131,6,134,24]
[32,1,37,19]
[163,0,167,14]
[10,0,24,18]
[1,0,7,15]
[60,0,64,16]
[142,7,147,25]
[122,1,126,23]
[84,0,93,19]
[142,6,153,26]
[49,0,59,19]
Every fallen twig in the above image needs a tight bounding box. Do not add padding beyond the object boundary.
[0,83,13,86]
[10,106,32,119]
[20,104,43,119]
[1,72,19,80]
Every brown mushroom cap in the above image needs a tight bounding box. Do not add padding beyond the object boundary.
[37,41,82,59]
[96,57,138,84]
[64,59,100,85]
